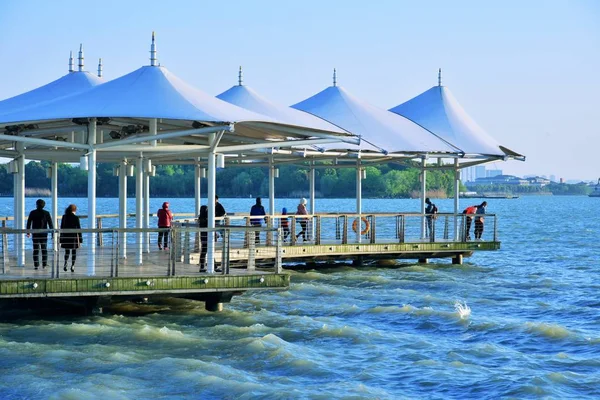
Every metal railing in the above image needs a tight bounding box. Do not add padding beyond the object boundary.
[0,225,282,278]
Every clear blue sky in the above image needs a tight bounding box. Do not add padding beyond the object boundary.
[1,0,598,181]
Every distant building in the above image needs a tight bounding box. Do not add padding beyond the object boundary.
[525,176,551,187]
[486,169,502,177]
[475,166,486,180]
[550,174,556,182]
[466,174,528,187]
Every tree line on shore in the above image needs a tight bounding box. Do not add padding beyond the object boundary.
[0,161,461,198]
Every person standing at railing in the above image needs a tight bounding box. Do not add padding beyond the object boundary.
[296,198,309,242]
[250,197,266,244]
[198,205,208,273]
[215,195,226,241]
[425,198,438,242]
[280,207,291,242]
[474,201,487,240]
[60,204,82,272]
[26,199,54,270]
[157,201,173,250]
[462,205,477,241]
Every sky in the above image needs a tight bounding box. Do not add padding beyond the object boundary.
[0,0,598,181]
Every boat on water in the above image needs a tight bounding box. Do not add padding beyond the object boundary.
[460,192,519,199]
[590,178,600,197]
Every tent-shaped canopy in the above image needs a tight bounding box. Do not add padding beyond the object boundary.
[389,77,524,160]
[291,79,461,156]
[0,64,356,163]
[217,72,347,136]
[0,69,103,117]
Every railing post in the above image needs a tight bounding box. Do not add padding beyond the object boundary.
[244,217,250,248]
[444,216,449,240]
[222,229,230,274]
[266,216,273,246]
[291,216,297,246]
[275,228,282,273]
[184,225,191,264]
[96,217,103,247]
[399,215,405,243]
[248,232,256,271]
[493,214,498,242]
[342,216,348,245]
[369,215,376,244]
[170,230,176,276]
[114,229,119,277]
[315,216,321,245]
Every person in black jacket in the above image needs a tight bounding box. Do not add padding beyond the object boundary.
[26,199,54,270]
[60,204,82,272]
[198,205,208,272]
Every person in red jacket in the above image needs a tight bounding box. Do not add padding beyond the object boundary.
[157,201,173,250]
[462,205,478,241]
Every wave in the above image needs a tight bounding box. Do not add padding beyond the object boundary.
[524,322,572,339]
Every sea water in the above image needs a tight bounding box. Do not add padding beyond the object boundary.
[0,196,598,399]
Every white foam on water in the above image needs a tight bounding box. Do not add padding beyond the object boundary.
[454,300,471,320]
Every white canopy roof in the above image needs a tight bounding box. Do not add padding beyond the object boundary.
[389,84,523,159]
[0,71,103,116]
[0,65,356,142]
[217,76,347,135]
[291,84,460,155]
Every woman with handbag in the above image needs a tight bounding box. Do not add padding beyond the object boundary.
[60,204,82,272]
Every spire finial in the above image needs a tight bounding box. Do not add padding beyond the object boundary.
[333,68,337,87]
[238,66,243,86]
[68,51,74,73]
[97,58,103,78]
[78,44,84,72]
[438,68,442,86]
[150,31,158,66]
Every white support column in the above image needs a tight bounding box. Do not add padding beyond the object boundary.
[144,166,150,253]
[16,145,25,266]
[269,157,275,216]
[356,160,362,244]
[119,159,128,258]
[206,134,217,273]
[309,163,315,214]
[135,156,143,265]
[150,118,158,147]
[51,162,58,252]
[421,157,427,240]
[87,119,97,259]
[194,159,202,218]
[454,159,460,241]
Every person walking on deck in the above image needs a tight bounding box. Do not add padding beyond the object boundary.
[198,205,208,273]
[26,199,54,270]
[157,201,173,250]
[296,198,309,242]
[250,197,267,244]
[425,198,438,242]
[474,201,487,240]
[60,204,82,272]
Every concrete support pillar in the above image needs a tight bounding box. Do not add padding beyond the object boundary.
[119,159,128,258]
[16,145,25,267]
[205,300,224,312]
[135,156,143,265]
[356,160,362,244]
[421,157,427,240]
[268,157,275,216]
[418,258,429,264]
[454,159,460,241]
[309,163,315,214]
[452,254,463,265]
[144,170,150,253]
[194,158,202,218]
[51,161,58,252]
[87,118,97,274]
[206,134,216,273]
